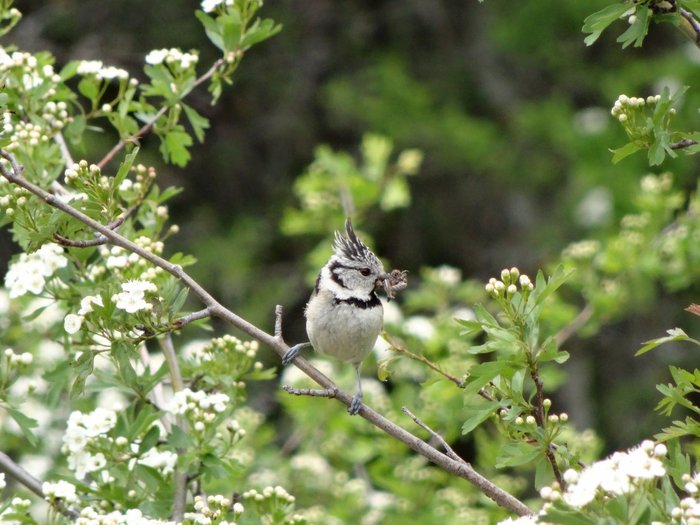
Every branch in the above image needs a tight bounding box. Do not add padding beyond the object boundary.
[282,385,339,398]
[0,451,79,520]
[0,150,532,517]
[669,138,698,150]
[97,58,226,169]
[173,307,213,329]
[402,407,465,464]
[528,361,563,487]
[554,303,594,347]
[383,332,465,388]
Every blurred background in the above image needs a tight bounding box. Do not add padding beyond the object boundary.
[6,0,700,481]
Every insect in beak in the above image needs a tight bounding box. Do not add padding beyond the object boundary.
[378,269,408,301]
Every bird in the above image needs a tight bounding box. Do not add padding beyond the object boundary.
[282,218,394,415]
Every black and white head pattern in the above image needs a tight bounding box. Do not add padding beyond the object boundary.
[319,218,386,303]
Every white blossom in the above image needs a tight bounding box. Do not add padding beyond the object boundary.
[43,480,78,503]
[64,313,84,334]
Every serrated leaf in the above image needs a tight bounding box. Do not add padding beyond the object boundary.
[610,141,644,164]
[161,128,193,167]
[5,406,38,446]
[582,3,632,46]
[495,441,542,468]
[182,104,209,143]
[114,147,139,187]
[636,328,700,355]
[616,5,650,48]
[196,11,224,51]
[241,18,282,48]
[462,400,499,434]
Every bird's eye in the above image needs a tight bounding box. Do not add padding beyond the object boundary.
[360,268,371,276]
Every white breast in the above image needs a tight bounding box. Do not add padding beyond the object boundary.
[305,289,383,365]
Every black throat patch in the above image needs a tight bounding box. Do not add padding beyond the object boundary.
[333,292,381,309]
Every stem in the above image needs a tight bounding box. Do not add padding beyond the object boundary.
[0,150,533,517]
[402,407,465,464]
[383,332,465,388]
[554,303,593,347]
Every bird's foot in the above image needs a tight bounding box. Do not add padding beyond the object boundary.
[348,392,363,415]
[282,342,310,365]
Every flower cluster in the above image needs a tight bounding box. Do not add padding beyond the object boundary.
[64,295,104,334]
[76,507,175,525]
[667,472,700,523]
[0,495,32,522]
[134,446,177,476]
[541,440,667,510]
[166,388,232,434]
[112,279,157,314]
[0,47,61,92]
[43,479,78,503]
[610,93,664,124]
[145,48,199,70]
[76,59,129,81]
[183,495,244,525]
[4,243,68,298]
[562,239,601,261]
[485,267,533,299]
[243,486,300,518]
[4,347,33,366]
[61,408,117,479]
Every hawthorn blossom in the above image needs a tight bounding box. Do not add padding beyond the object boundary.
[4,243,67,298]
[43,480,78,503]
[112,280,156,313]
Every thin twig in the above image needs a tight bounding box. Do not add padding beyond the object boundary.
[282,385,339,398]
[680,8,700,46]
[0,150,533,517]
[97,58,226,169]
[529,362,563,487]
[54,132,74,167]
[159,333,184,393]
[383,332,465,388]
[669,138,699,150]
[402,407,465,464]
[554,303,594,347]
[173,307,213,329]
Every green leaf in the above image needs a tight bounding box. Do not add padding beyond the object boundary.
[78,77,99,103]
[139,425,162,454]
[531,265,574,308]
[616,6,650,48]
[114,147,139,187]
[636,328,700,356]
[220,12,243,52]
[168,424,193,449]
[462,399,500,434]
[241,18,282,48]
[582,3,632,46]
[495,441,542,468]
[611,141,644,164]
[5,405,38,446]
[182,104,210,143]
[161,128,193,167]
[196,10,224,51]
[541,506,598,525]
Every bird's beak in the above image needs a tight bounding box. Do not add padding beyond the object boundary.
[376,273,394,299]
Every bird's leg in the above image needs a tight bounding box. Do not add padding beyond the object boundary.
[348,363,363,415]
[282,342,312,365]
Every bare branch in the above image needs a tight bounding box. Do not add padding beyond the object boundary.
[173,308,213,329]
[670,138,698,150]
[402,407,465,465]
[0,149,533,517]
[282,385,339,398]
[0,451,79,519]
[383,332,465,388]
[554,303,594,347]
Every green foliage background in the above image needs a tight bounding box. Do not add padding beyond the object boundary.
[4,0,700,523]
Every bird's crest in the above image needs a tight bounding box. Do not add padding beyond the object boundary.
[333,218,379,265]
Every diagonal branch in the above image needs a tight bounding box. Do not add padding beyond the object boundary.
[0,149,532,517]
